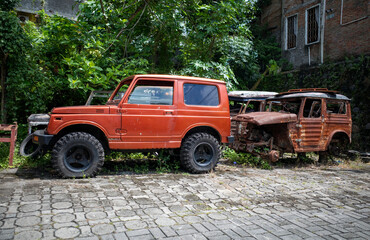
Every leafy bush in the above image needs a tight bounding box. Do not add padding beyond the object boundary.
[222,147,271,169]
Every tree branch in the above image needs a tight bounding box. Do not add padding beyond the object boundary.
[99,0,110,32]
[104,1,148,53]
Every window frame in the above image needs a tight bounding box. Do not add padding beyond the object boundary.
[126,80,174,106]
[305,4,321,45]
[285,14,298,50]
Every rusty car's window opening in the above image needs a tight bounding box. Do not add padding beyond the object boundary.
[183,83,219,106]
[326,100,346,115]
[127,80,174,105]
[303,98,321,118]
[267,99,301,114]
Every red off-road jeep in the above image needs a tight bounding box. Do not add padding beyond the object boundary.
[26,75,233,177]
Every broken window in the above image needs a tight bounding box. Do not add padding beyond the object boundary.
[303,99,321,118]
[326,100,346,115]
[306,5,320,44]
[287,15,297,49]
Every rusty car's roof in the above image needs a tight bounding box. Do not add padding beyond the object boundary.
[228,91,278,102]
[269,92,350,101]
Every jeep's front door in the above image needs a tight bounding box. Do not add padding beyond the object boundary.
[119,79,178,149]
[297,98,326,151]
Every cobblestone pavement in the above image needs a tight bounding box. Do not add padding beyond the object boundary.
[0,165,369,240]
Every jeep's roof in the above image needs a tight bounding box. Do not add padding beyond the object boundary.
[269,88,350,101]
[123,74,226,84]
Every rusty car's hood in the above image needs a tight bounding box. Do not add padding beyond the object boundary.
[233,112,297,126]
[51,105,111,114]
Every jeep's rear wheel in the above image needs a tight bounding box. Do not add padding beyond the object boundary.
[180,133,220,173]
[52,132,104,178]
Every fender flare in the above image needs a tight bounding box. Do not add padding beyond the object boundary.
[325,130,351,149]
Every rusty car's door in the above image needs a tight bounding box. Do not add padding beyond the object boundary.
[297,98,326,151]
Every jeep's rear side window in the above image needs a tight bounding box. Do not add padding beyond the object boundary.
[326,100,346,115]
[183,84,219,106]
[127,80,174,105]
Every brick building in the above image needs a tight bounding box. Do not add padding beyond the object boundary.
[260,0,369,68]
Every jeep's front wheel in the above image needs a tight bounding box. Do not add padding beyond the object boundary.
[52,132,104,178]
[180,133,220,173]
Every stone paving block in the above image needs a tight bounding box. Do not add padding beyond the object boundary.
[149,227,165,238]
[128,234,154,240]
[201,222,218,231]
[0,229,14,240]
[222,228,244,239]
[75,236,99,240]
[100,234,115,240]
[126,229,150,237]
[280,234,304,240]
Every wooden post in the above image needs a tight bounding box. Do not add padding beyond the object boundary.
[0,122,18,166]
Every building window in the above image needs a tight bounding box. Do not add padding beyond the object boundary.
[286,15,297,49]
[306,5,320,44]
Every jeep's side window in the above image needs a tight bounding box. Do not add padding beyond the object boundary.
[326,100,346,115]
[303,99,321,118]
[183,84,219,106]
[127,80,173,105]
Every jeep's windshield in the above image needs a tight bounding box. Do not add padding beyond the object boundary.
[266,98,301,115]
[107,79,132,105]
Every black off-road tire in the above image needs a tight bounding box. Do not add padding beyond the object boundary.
[180,133,220,173]
[20,134,41,158]
[52,132,104,178]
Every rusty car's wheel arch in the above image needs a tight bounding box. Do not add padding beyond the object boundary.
[325,130,351,150]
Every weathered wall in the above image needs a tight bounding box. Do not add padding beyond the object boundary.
[16,0,80,19]
[260,0,370,69]
[324,0,369,60]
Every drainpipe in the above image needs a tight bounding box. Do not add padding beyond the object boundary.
[281,0,285,51]
[320,0,326,64]
[308,46,311,66]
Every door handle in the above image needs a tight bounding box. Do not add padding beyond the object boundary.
[164,110,174,115]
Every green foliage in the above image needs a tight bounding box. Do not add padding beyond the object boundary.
[0,0,20,11]
[2,0,280,125]
[104,150,181,174]
[222,147,271,169]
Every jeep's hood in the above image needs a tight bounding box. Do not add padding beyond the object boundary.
[234,112,297,126]
[51,105,111,114]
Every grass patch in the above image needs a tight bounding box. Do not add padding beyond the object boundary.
[222,147,271,170]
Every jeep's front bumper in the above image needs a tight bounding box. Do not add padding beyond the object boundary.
[32,130,53,147]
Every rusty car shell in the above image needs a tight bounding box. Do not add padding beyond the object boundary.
[230,89,352,160]
[228,91,277,117]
